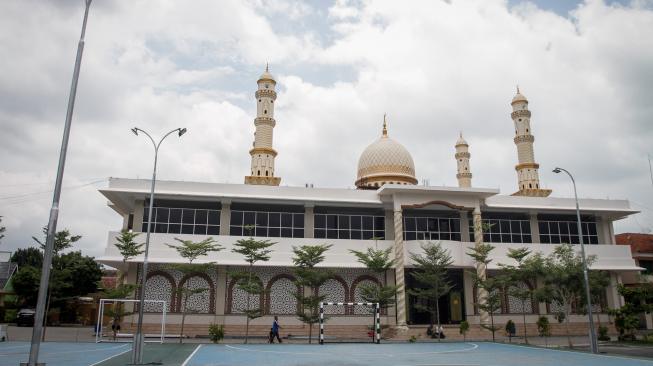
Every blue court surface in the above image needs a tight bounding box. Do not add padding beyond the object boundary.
[0,341,131,366]
[2,341,653,366]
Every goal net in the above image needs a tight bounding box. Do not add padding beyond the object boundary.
[95,298,167,343]
[319,302,380,344]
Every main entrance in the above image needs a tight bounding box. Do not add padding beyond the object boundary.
[406,268,465,325]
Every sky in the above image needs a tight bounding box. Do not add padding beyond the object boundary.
[0,0,652,258]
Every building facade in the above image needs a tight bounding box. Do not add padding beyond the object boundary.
[97,71,640,337]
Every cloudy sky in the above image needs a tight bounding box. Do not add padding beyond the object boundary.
[1,0,652,257]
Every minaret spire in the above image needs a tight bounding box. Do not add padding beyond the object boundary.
[382,113,388,137]
[244,65,281,186]
[510,87,551,197]
[455,132,472,188]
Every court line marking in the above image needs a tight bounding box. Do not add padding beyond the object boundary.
[224,343,479,357]
[181,344,202,366]
[89,347,132,366]
[486,342,653,364]
[0,343,130,357]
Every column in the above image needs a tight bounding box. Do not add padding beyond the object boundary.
[215,266,227,317]
[529,212,540,243]
[304,204,314,238]
[463,270,475,318]
[133,199,145,232]
[606,272,625,309]
[384,209,395,241]
[473,206,490,325]
[393,209,407,327]
[460,211,470,242]
[219,200,231,236]
[536,277,548,314]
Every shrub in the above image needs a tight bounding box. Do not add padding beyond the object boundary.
[536,316,550,337]
[505,320,516,342]
[597,326,610,341]
[208,324,224,344]
[408,335,417,343]
[4,309,17,323]
[459,320,470,341]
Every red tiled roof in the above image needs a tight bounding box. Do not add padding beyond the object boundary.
[616,233,653,254]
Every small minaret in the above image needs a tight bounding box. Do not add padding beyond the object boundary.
[455,133,472,188]
[245,65,281,186]
[510,87,551,197]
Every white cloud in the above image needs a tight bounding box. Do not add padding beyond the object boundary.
[1,0,652,257]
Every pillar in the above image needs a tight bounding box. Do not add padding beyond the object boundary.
[473,206,490,325]
[219,200,231,236]
[393,209,407,327]
[304,204,314,238]
[606,272,625,309]
[215,266,227,317]
[460,211,470,242]
[133,199,145,232]
[463,270,475,317]
[384,209,395,241]
[529,212,540,243]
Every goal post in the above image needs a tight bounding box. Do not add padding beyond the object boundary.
[319,302,380,344]
[96,298,167,343]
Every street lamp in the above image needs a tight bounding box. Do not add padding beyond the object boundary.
[553,167,598,354]
[131,127,186,364]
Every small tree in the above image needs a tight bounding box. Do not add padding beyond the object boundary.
[114,230,144,283]
[459,320,470,341]
[467,242,503,342]
[291,244,333,344]
[349,246,398,310]
[500,248,545,344]
[166,237,223,343]
[230,237,276,343]
[0,216,5,244]
[408,242,453,342]
[33,227,81,254]
[536,316,550,347]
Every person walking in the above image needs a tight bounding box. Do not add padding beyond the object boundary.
[270,316,282,343]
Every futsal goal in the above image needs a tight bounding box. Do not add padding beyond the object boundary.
[95,298,167,343]
[319,302,380,344]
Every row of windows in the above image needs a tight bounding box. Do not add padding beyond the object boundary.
[142,207,220,235]
[229,210,304,238]
[314,214,385,240]
[470,218,532,244]
[403,216,462,241]
[138,206,601,245]
[538,220,599,245]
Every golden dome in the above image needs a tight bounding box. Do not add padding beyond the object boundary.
[258,64,276,83]
[355,116,417,189]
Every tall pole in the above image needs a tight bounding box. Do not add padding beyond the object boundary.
[648,154,652,188]
[131,128,186,364]
[25,1,92,365]
[554,167,598,354]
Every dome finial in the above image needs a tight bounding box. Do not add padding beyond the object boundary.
[516,84,520,94]
[382,113,388,137]
[266,62,269,73]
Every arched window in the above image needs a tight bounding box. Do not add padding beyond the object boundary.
[529,183,532,189]
[265,171,269,176]
[258,170,261,175]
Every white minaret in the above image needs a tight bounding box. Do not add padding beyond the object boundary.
[455,132,472,188]
[245,65,281,186]
[510,87,551,197]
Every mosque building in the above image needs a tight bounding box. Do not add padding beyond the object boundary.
[97,68,639,338]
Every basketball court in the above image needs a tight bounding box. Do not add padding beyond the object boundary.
[3,341,653,366]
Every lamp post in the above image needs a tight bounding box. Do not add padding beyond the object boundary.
[553,167,598,354]
[131,127,186,364]
[25,1,92,365]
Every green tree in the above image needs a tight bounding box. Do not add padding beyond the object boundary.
[291,244,333,344]
[459,320,470,341]
[33,227,81,254]
[408,242,453,342]
[536,315,551,347]
[539,243,595,348]
[114,230,144,283]
[166,237,223,343]
[467,242,503,342]
[230,237,276,343]
[0,216,5,243]
[499,247,545,344]
[11,266,41,305]
[349,246,398,310]
[10,247,43,268]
